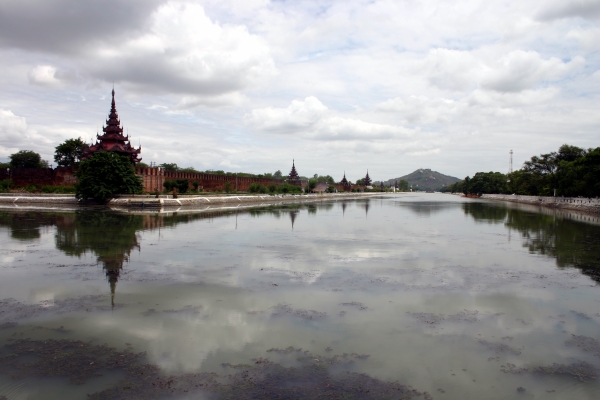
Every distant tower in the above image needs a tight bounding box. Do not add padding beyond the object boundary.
[509,149,513,174]
[364,170,372,186]
[287,159,301,186]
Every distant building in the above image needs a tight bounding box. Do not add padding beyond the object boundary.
[82,89,142,164]
[364,170,372,186]
[287,159,301,186]
[340,172,352,191]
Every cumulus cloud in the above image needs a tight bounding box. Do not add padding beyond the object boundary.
[87,2,276,98]
[1,1,276,105]
[423,49,479,92]
[27,65,61,87]
[423,49,584,94]
[0,110,52,160]
[377,96,465,125]
[536,0,600,21]
[245,97,412,140]
[480,51,584,92]
[244,96,327,132]
[567,27,600,50]
[0,0,164,53]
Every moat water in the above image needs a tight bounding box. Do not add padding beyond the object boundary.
[0,193,599,399]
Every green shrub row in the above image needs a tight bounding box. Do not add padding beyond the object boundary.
[249,182,303,194]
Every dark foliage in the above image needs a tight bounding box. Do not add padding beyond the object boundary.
[442,145,600,197]
[163,179,189,193]
[75,152,143,203]
[9,150,43,169]
[54,137,85,167]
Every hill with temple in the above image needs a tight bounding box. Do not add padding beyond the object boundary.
[381,169,461,191]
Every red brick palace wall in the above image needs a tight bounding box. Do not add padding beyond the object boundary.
[2,166,285,192]
[136,167,285,192]
[6,167,77,188]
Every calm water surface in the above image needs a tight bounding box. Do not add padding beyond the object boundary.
[0,194,599,399]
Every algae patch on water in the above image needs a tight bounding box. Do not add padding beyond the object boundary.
[0,338,431,399]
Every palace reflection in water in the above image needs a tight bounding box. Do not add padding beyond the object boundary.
[1,198,598,306]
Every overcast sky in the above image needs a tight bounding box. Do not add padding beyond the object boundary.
[0,0,598,181]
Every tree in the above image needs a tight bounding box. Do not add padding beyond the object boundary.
[273,170,283,179]
[54,137,86,167]
[398,180,409,191]
[159,163,179,171]
[75,152,143,203]
[9,150,43,168]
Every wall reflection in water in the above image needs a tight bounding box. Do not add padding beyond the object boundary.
[463,202,600,282]
[0,204,313,303]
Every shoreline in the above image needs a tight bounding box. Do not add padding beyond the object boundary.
[480,194,600,215]
[0,192,379,209]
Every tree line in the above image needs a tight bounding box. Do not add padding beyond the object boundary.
[441,144,600,197]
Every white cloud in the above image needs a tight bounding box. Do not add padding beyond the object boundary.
[244,96,327,133]
[423,49,480,92]
[480,51,584,92]
[0,109,27,134]
[0,110,55,161]
[245,97,413,141]
[87,2,276,97]
[27,65,61,87]
[567,27,600,50]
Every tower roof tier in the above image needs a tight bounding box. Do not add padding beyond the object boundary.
[82,89,142,164]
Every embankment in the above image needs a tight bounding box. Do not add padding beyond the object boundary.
[0,192,376,209]
[480,194,600,215]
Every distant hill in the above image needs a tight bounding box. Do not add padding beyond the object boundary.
[379,169,461,191]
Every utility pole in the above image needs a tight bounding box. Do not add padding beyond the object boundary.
[507,149,513,183]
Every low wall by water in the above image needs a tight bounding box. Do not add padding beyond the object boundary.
[109,192,375,208]
[0,192,375,208]
[481,194,600,214]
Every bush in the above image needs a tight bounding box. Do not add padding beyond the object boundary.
[41,185,76,193]
[75,152,143,203]
[249,183,268,194]
[163,179,189,194]
[0,179,11,192]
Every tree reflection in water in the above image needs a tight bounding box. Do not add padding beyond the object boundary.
[463,202,600,282]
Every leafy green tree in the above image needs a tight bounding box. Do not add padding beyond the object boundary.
[159,163,179,171]
[467,172,508,194]
[398,180,409,191]
[273,170,283,179]
[9,150,43,168]
[0,162,9,169]
[75,152,143,203]
[54,137,86,167]
[555,147,600,197]
[179,166,199,173]
[317,175,335,184]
